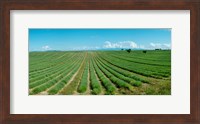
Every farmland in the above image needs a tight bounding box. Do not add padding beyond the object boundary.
[29,50,171,95]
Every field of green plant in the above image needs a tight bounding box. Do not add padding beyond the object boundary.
[29,50,171,95]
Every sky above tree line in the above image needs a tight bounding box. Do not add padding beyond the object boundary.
[29,29,171,51]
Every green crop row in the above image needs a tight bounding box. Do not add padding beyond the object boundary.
[105,51,171,62]
[107,53,170,67]
[29,53,80,83]
[95,54,149,83]
[29,50,171,95]
[93,56,133,91]
[29,53,84,87]
[29,52,65,71]
[29,53,75,76]
[77,59,89,93]
[30,56,84,95]
[29,52,75,74]
[58,53,88,95]
[47,60,82,95]
[91,55,117,95]
[29,55,82,89]
[29,52,63,66]
[89,58,102,95]
[94,56,142,87]
[98,53,170,79]
[100,52,171,75]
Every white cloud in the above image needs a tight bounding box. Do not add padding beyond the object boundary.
[103,41,138,49]
[42,45,51,50]
[138,45,145,49]
[71,46,100,51]
[149,43,171,49]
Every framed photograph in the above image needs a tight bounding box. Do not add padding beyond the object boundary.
[0,0,200,124]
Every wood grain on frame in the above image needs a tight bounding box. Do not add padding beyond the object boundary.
[0,0,200,124]
[0,6,3,124]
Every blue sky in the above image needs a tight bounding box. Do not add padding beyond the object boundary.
[29,29,171,51]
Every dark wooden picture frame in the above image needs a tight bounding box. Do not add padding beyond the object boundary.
[0,0,200,124]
